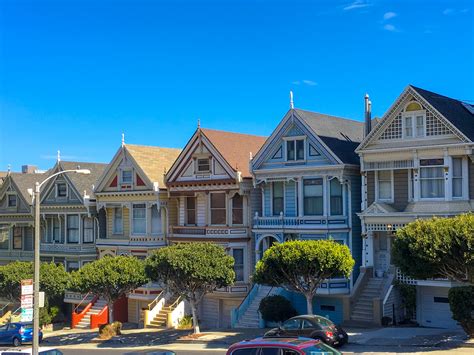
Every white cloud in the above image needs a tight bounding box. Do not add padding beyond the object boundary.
[443,8,455,15]
[383,12,397,20]
[302,80,317,86]
[343,0,371,11]
[383,24,397,32]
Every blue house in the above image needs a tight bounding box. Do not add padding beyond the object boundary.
[232,105,364,327]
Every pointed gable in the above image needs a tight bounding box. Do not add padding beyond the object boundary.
[0,172,44,212]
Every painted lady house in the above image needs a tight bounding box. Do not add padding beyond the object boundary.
[357,86,474,328]
[165,127,266,329]
[232,98,364,328]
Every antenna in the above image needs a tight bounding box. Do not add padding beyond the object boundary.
[290,91,294,109]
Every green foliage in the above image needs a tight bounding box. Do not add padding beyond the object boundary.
[71,256,148,306]
[253,240,354,293]
[258,295,297,323]
[392,214,474,283]
[177,315,193,329]
[394,282,416,320]
[448,286,474,337]
[0,261,70,303]
[146,242,235,333]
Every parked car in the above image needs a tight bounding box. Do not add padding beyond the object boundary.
[226,336,341,355]
[0,348,62,355]
[264,315,348,347]
[0,323,43,347]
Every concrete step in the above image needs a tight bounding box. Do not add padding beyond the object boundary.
[353,304,373,311]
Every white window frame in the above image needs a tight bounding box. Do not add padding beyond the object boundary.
[113,207,124,235]
[271,181,285,216]
[328,178,345,216]
[302,178,324,216]
[402,110,426,139]
[150,205,161,235]
[55,182,68,198]
[375,170,394,203]
[284,136,306,162]
[120,169,133,185]
[196,158,211,173]
[66,214,80,244]
[418,159,446,201]
[132,203,147,235]
[82,216,95,243]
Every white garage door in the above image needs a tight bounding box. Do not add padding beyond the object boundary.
[418,286,459,329]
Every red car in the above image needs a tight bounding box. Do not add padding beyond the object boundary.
[226,337,342,355]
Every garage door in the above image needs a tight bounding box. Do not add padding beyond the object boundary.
[418,286,459,329]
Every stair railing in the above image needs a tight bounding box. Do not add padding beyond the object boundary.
[90,304,108,329]
[148,291,164,311]
[72,294,98,328]
[0,302,10,316]
[144,291,165,328]
[10,306,22,323]
[231,283,261,328]
[73,292,92,313]
[167,296,184,328]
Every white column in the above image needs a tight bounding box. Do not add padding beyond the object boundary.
[445,151,451,201]
[363,231,374,267]
[298,177,304,217]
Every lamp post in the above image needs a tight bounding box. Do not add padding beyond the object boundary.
[32,169,90,355]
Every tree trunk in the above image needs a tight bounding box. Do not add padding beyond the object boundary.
[190,300,200,334]
[108,300,114,323]
[305,293,313,315]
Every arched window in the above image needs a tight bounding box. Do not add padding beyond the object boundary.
[232,193,243,225]
[405,101,422,112]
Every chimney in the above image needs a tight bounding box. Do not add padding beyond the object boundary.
[364,94,372,137]
[22,165,38,174]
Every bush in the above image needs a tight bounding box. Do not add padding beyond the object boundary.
[449,286,474,337]
[98,321,122,339]
[258,295,297,323]
[395,282,416,321]
[177,315,193,329]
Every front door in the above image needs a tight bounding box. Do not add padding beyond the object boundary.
[374,232,391,276]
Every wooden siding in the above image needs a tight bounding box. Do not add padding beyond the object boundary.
[285,181,296,217]
[393,169,409,211]
[128,299,138,323]
[263,184,271,217]
[366,171,375,206]
[350,173,362,283]
[197,194,206,226]
[168,198,178,229]
[200,297,219,328]
[106,206,130,238]
[470,161,474,200]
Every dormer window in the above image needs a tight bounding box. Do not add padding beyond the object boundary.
[121,169,133,184]
[286,139,304,161]
[197,158,211,173]
[56,183,67,198]
[7,194,17,207]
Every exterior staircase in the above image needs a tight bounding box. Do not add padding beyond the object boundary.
[234,285,276,328]
[350,277,385,323]
[146,296,181,329]
[75,298,107,329]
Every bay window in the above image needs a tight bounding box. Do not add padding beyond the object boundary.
[233,248,244,282]
[113,207,123,234]
[210,193,226,225]
[286,139,304,161]
[232,194,243,225]
[67,215,79,243]
[186,197,196,225]
[420,159,445,199]
[452,158,463,198]
[377,170,393,201]
[272,182,284,216]
[330,179,343,215]
[303,178,323,216]
[132,203,146,234]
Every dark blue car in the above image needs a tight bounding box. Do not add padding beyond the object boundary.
[0,323,43,347]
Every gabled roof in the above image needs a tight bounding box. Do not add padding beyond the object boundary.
[294,109,364,165]
[200,128,267,178]
[411,85,474,141]
[58,161,108,197]
[4,172,47,206]
[125,144,182,186]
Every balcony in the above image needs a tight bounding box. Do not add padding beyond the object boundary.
[170,226,248,239]
[96,234,165,247]
[64,291,94,304]
[40,243,96,254]
[253,214,348,230]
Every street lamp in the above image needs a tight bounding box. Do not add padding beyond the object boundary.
[32,169,90,355]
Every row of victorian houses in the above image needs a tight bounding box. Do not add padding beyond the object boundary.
[0,85,473,330]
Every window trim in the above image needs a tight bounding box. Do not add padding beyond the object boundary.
[196,157,211,174]
[120,169,133,185]
[284,136,306,162]
[6,193,17,208]
[132,203,147,235]
[271,181,285,216]
[375,170,394,203]
[12,226,23,250]
[231,247,245,283]
[451,157,464,200]
[402,110,426,139]
[66,214,80,244]
[82,216,95,244]
[150,204,161,235]
[419,159,446,201]
[303,178,324,216]
[209,192,227,226]
[329,178,344,216]
[231,193,244,226]
[185,196,197,226]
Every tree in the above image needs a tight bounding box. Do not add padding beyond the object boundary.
[71,256,148,323]
[392,214,474,283]
[0,261,69,303]
[253,240,355,315]
[145,242,235,333]
[448,286,474,337]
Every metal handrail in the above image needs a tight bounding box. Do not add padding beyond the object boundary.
[12,306,21,315]
[0,303,10,315]
[148,291,164,311]
[168,295,182,309]
[73,292,92,313]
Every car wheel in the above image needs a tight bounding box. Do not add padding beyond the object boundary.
[13,337,21,347]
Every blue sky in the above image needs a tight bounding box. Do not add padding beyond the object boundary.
[1,0,473,171]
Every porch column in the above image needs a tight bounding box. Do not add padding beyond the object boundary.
[363,231,374,268]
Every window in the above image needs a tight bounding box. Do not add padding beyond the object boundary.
[302,320,315,329]
[403,112,425,138]
[330,179,343,215]
[151,206,161,234]
[233,248,244,282]
[272,182,284,216]
[186,197,196,225]
[83,217,94,243]
[420,159,445,199]
[121,170,132,184]
[377,170,393,201]
[320,305,336,312]
[67,215,79,243]
[452,157,463,198]
[232,194,243,225]
[7,194,17,207]
[132,203,146,234]
[0,226,9,250]
[197,158,210,173]
[113,207,123,234]
[231,349,259,355]
[46,217,61,243]
[282,318,301,330]
[416,115,425,137]
[286,139,304,161]
[66,261,80,272]
[404,116,413,138]
[56,183,67,197]
[210,193,226,225]
[303,179,323,216]
[13,227,22,250]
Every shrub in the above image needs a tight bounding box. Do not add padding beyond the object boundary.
[448,286,474,337]
[98,321,122,339]
[177,315,193,329]
[258,295,297,323]
[395,282,416,321]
